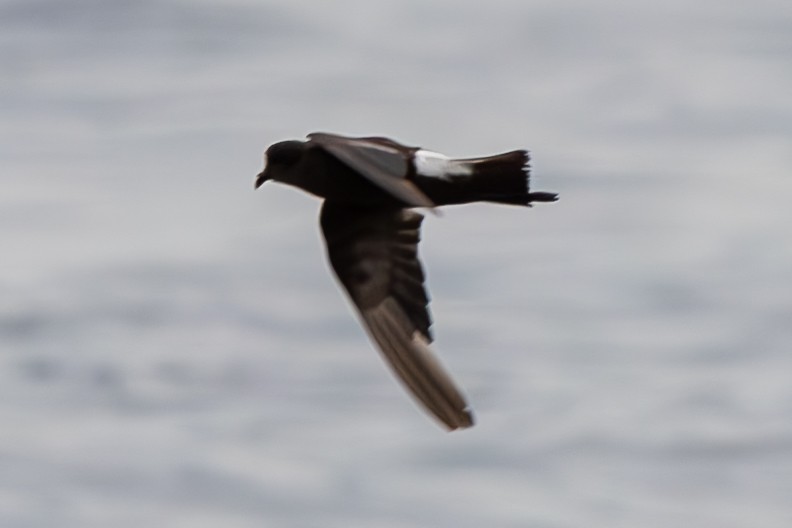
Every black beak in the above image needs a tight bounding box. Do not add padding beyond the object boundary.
[254,170,269,189]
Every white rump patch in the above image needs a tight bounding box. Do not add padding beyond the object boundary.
[414,150,473,180]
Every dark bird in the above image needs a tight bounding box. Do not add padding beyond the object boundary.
[255,132,557,430]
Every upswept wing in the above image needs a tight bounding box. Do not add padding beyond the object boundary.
[320,202,473,430]
[308,132,436,209]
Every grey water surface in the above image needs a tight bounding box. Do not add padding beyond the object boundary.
[2,0,791,526]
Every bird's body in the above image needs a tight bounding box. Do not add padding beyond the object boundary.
[256,132,557,430]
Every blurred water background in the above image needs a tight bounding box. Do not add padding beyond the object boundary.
[2,0,791,526]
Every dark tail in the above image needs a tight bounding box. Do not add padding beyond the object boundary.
[461,150,558,206]
[414,149,559,206]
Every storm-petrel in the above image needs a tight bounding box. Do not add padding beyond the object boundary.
[255,132,557,430]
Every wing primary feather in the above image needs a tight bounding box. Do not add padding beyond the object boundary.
[363,301,473,430]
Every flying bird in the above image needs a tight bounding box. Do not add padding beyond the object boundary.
[255,132,557,430]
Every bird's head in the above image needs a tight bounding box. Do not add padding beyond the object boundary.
[255,140,305,189]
